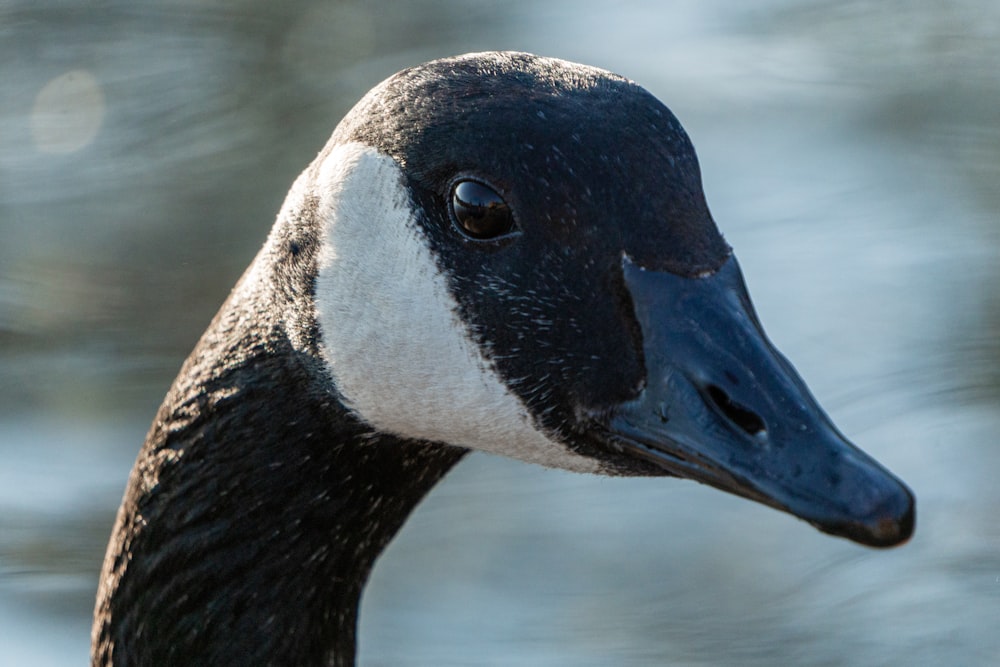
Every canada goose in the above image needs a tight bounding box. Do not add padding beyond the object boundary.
[91,51,914,666]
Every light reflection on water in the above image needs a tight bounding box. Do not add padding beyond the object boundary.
[2,1,998,665]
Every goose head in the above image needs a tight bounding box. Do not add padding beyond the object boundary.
[296,51,913,547]
[94,50,916,667]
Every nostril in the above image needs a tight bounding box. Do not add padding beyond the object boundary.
[705,384,766,436]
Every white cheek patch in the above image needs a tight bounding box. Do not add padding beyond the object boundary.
[312,142,599,474]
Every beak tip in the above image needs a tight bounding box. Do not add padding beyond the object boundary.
[821,482,916,548]
[874,484,917,547]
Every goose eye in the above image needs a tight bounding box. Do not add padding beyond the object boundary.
[449,180,516,240]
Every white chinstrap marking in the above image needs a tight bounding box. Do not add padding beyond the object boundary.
[312,142,599,473]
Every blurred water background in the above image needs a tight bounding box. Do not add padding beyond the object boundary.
[2,1,999,664]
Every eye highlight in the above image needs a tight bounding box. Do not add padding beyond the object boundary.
[449,180,516,240]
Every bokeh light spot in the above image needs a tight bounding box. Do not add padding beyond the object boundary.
[31,69,105,154]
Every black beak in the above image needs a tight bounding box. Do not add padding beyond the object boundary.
[606,255,914,548]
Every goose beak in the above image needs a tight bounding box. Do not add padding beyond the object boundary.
[605,255,914,548]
